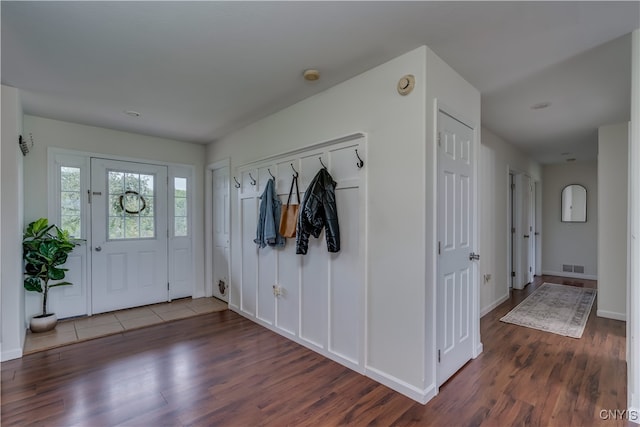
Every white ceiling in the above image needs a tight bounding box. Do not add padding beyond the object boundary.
[2,2,638,164]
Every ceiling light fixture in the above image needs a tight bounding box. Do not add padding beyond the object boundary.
[124,110,141,117]
[530,102,551,110]
[303,69,320,81]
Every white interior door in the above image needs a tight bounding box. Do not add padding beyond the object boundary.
[520,175,533,285]
[527,180,535,282]
[91,158,168,314]
[509,172,515,289]
[212,166,230,302]
[437,111,476,386]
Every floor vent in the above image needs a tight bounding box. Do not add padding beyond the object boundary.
[563,264,573,272]
[573,265,585,274]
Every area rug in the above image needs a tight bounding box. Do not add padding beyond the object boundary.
[500,283,596,338]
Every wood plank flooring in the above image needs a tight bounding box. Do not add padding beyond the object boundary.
[1,276,635,426]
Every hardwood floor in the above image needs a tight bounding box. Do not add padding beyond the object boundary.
[1,275,635,426]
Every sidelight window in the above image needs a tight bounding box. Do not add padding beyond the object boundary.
[60,166,82,238]
[174,177,188,237]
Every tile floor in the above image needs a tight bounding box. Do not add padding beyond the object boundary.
[23,297,228,355]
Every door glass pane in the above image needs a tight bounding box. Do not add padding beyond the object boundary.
[141,175,154,195]
[109,217,124,239]
[108,170,155,240]
[140,217,155,238]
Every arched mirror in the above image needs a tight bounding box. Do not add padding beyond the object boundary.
[561,184,587,222]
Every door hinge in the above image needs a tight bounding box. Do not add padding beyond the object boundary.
[87,190,91,204]
[438,349,441,363]
[511,271,516,277]
[438,241,441,255]
[530,267,532,272]
[167,282,170,290]
[437,132,441,146]
[511,227,516,234]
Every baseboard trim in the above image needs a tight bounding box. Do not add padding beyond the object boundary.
[542,270,598,281]
[474,342,484,359]
[365,365,436,405]
[597,310,626,321]
[1,347,23,362]
[480,293,509,317]
[229,305,437,405]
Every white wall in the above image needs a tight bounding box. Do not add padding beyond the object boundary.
[208,47,427,401]
[206,46,480,404]
[542,161,598,279]
[628,28,639,416]
[424,47,481,390]
[1,85,26,361]
[21,116,208,315]
[598,123,628,321]
[479,127,541,316]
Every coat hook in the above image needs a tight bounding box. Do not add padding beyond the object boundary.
[319,157,327,169]
[249,173,257,185]
[233,177,241,188]
[290,163,299,178]
[268,168,275,180]
[355,149,364,169]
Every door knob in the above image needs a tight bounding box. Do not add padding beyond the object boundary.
[95,246,102,252]
[469,252,480,261]
[524,235,530,238]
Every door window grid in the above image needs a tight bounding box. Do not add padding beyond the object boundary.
[60,166,82,238]
[107,170,156,240]
[174,177,188,236]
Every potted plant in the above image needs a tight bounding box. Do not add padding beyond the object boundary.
[23,218,82,332]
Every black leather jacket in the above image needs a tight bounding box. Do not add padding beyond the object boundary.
[296,168,340,254]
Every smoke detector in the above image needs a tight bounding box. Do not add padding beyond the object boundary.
[303,69,320,81]
[397,74,415,96]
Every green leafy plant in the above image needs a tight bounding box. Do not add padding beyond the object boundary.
[23,218,82,316]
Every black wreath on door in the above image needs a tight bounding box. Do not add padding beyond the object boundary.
[118,190,147,214]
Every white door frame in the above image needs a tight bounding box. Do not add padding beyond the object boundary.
[205,158,231,299]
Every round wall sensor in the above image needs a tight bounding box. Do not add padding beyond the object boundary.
[397,74,415,96]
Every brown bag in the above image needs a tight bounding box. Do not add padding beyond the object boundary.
[279,175,300,238]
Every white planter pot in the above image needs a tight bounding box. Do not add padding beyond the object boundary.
[30,313,57,333]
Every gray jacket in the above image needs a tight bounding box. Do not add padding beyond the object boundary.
[254,178,285,248]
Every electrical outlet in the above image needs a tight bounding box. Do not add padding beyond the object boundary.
[483,274,492,283]
[272,285,284,297]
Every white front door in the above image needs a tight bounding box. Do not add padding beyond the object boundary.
[91,158,168,314]
[212,166,230,302]
[437,110,476,386]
